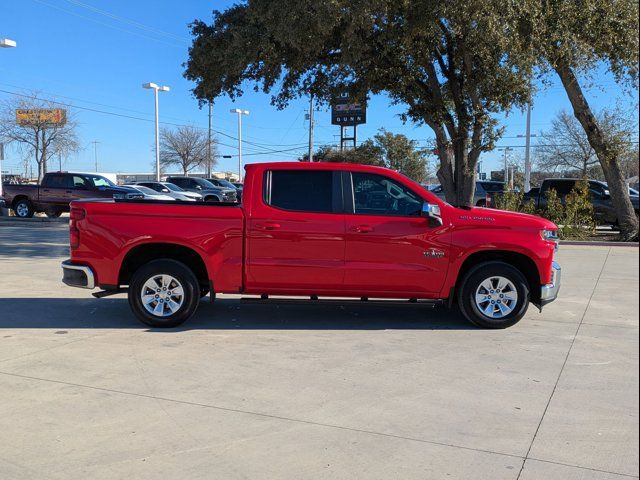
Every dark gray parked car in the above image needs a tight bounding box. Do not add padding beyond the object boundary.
[165,176,237,203]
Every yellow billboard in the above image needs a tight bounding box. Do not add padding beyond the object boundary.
[16,109,67,126]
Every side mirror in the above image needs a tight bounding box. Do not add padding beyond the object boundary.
[421,203,443,226]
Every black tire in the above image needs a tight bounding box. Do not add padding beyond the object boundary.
[128,259,200,328]
[204,196,220,203]
[13,198,34,218]
[45,209,62,218]
[476,199,486,207]
[457,261,530,329]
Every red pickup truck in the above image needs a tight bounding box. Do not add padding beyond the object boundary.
[62,162,561,329]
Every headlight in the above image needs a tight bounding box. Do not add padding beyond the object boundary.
[541,229,559,251]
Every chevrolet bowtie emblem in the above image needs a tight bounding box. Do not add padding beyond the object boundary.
[424,248,445,258]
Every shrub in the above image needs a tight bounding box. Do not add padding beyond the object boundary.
[562,178,596,239]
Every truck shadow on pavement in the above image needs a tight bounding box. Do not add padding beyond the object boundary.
[0,297,475,330]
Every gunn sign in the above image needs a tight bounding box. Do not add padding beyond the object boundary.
[331,95,366,126]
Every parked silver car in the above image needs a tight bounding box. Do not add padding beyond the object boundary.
[135,181,202,201]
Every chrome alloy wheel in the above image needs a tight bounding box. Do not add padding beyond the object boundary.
[141,274,185,317]
[474,276,518,319]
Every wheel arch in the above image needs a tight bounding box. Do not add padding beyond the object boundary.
[118,242,210,289]
[454,250,541,305]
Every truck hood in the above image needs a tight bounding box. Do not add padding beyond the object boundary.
[450,206,557,231]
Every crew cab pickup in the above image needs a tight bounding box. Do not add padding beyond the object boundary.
[3,172,139,218]
[62,162,561,329]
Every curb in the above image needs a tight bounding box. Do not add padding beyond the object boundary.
[0,216,69,224]
[561,240,639,247]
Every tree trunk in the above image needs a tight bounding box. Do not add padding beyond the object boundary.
[555,62,639,241]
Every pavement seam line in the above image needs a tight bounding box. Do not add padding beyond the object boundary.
[516,247,613,480]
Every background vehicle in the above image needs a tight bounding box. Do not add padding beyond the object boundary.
[525,178,640,226]
[2,171,139,218]
[123,185,176,201]
[63,162,560,330]
[135,181,202,201]
[165,176,237,203]
[232,182,244,201]
[207,177,241,201]
[430,181,505,206]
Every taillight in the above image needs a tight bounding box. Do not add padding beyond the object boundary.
[69,208,85,249]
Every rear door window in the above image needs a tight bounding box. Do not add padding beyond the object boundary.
[265,170,334,213]
[43,174,66,188]
[546,180,575,196]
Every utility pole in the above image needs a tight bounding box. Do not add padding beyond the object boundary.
[307,95,314,162]
[207,101,213,178]
[91,141,100,172]
[524,102,532,192]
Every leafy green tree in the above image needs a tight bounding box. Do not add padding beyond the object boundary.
[518,0,639,240]
[299,130,428,182]
[185,0,533,207]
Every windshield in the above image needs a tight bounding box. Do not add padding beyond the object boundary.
[162,182,185,192]
[86,175,115,187]
[129,185,157,195]
[195,178,216,189]
[217,179,236,189]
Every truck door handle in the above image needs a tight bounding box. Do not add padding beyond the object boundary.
[352,225,373,233]
[257,222,281,230]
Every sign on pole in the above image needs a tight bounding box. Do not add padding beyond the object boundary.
[331,95,366,126]
[15,108,67,127]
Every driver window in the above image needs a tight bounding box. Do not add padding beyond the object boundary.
[352,172,423,216]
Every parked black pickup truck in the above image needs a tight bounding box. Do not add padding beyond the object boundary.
[2,172,140,218]
[525,178,640,226]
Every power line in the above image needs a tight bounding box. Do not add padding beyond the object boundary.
[63,0,190,43]
[31,0,185,48]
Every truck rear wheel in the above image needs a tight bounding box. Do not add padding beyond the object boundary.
[457,261,530,329]
[13,199,34,218]
[128,259,200,328]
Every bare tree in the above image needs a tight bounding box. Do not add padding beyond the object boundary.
[536,110,601,178]
[159,126,214,175]
[0,93,80,182]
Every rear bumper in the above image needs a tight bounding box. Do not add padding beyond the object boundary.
[540,261,561,306]
[62,260,96,289]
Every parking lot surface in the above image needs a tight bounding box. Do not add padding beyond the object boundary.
[0,223,638,480]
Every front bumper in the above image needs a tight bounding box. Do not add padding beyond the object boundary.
[62,260,96,289]
[540,261,561,306]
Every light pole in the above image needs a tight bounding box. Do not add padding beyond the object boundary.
[143,82,170,181]
[499,147,513,188]
[230,108,249,182]
[0,38,17,199]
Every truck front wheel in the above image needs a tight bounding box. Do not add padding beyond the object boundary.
[128,259,200,328]
[457,261,530,329]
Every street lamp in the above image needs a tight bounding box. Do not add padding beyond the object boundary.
[230,108,249,182]
[143,82,170,181]
[499,147,514,188]
[0,38,17,48]
[0,38,16,200]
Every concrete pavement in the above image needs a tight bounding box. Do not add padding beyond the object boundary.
[0,223,638,479]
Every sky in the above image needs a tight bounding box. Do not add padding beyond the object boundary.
[1,0,638,178]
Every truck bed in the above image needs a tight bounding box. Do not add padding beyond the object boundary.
[71,198,245,292]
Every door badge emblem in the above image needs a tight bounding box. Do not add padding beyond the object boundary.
[424,248,445,259]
